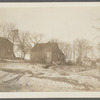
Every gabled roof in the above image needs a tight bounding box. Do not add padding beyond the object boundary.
[31,42,58,51]
[0,37,13,45]
[31,42,64,55]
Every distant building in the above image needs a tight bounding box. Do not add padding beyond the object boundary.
[0,37,15,59]
[30,42,65,64]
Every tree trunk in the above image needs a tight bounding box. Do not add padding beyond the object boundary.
[21,51,23,60]
[23,52,25,59]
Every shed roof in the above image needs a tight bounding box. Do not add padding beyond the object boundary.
[0,37,13,46]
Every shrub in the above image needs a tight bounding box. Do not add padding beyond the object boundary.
[43,64,52,69]
[66,60,74,66]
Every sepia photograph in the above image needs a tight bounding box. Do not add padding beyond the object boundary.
[0,2,100,94]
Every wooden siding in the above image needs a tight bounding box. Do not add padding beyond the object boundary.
[30,43,66,64]
[0,37,14,59]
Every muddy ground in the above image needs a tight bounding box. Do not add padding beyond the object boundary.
[0,62,100,92]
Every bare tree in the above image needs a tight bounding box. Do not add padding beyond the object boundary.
[16,32,44,59]
[58,42,72,61]
[91,24,100,60]
[0,23,19,45]
[8,29,19,44]
[73,39,92,65]
[0,23,17,39]
[0,23,19,58]
[25,32,44,49]
[72,40,78,62]
[16,32,29,59]
[97,42,100,58]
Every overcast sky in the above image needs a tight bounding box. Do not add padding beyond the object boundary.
[0,4,100,43]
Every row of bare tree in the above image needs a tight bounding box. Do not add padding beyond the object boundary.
[0,23,100,65]
[51,38,100,65]
[0,23,43,59]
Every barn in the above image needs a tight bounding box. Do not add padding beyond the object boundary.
[0,37,15,59]
[30,42,65,64]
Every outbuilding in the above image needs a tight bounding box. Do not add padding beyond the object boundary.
[30,42,65,64]
[0,37,15,59]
